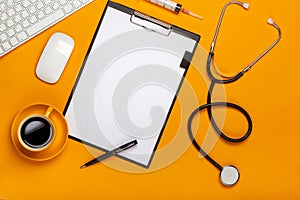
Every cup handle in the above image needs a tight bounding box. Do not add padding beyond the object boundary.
[45,106,54,117]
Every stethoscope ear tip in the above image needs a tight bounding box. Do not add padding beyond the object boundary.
[220,165,240,187]
[267,18,274,25]
[242,3,250,10]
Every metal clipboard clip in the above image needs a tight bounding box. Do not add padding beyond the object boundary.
[130,11,172,36]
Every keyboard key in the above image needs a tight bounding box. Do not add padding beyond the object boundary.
[17,31,27,41]
[27,9,64,36]
[29,15,38,23]
[44,6,52,14]
[7,9,16,17]
[14,15,22,23]
[0,33,7,42]
[15,24,22,32]
[0,3,6,12]
[22,20,30,28]
[0,13,8,21]
[0,47,4,56]
[36,1,44,9]
[10,37,18,46]
[15,4,22,12]
[59,0,67,6]
[37,11,45,19]
[63,4,73,13]
[73,0,82,8]
[0,23,7,31]
[2,41,11,51]
[6,0,14,6]
[28,5,37,14]
[21,10,29,18]
[44,0,51,5]
[6,19,14,27]
[52,2,59,10]
[22,0,30,7]
[7,29,15,37]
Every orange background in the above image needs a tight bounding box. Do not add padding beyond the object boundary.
[1,0,300,199]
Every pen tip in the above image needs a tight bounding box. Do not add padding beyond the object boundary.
[80,165,86,169]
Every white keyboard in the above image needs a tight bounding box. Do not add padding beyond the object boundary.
[0,0,94,57]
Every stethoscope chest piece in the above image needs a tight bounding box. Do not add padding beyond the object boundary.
[220,165,240,186]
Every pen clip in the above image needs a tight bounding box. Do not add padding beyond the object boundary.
[114,140,138,154]
[130,11,172,36]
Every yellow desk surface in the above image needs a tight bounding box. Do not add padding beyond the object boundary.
[1,0,300,199]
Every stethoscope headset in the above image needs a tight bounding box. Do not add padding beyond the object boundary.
[187,1,282,186]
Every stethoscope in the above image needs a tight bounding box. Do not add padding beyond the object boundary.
[188,1,282,186]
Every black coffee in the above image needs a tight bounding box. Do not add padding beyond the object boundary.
[20,116,53,149]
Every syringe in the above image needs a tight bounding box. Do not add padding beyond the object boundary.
[144,0,203,20]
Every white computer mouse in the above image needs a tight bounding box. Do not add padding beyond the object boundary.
[36,32,74,84]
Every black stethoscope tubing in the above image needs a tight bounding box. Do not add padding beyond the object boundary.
[187,52,252,171]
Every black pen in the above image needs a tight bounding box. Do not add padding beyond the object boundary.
[80,140,138,169]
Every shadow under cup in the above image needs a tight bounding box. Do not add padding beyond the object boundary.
[19,115,54,151]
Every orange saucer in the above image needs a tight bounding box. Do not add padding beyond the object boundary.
[11,104,68,161]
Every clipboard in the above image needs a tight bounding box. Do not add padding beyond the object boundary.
[64,1,200,168]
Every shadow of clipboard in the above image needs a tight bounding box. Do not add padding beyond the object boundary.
[63,1,200,168]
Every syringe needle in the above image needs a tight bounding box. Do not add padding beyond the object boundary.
[181,8,203,20]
